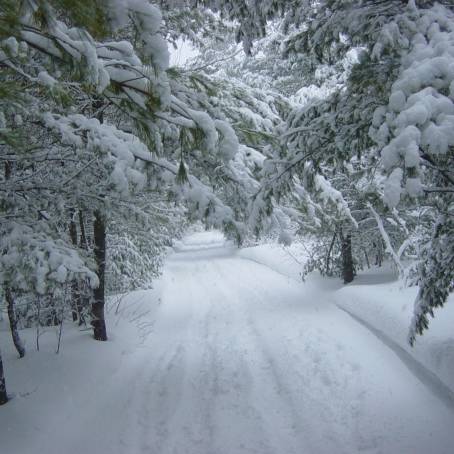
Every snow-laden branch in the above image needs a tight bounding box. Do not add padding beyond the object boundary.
[0,223,98,294]
[367,203,404,277]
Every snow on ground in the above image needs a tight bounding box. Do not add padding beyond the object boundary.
[239,242,454,397]
[1,230,454,454]
[335,269,454,398]
[236,241,309,282]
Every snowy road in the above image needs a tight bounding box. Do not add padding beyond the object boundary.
[18,231,453,454]
[94,231,454,454]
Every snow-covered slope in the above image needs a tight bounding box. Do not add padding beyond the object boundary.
[239,242,454,397]
[335,272,454,397]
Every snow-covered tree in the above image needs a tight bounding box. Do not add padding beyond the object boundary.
[367,3,454,343]
[200,0,454,340]
[0,0,277,403]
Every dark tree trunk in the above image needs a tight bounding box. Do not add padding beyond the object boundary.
[4,161,12,180]
[364,249,370,269]
[0,348,7,405]
[91,100,107,341]
[3,162,25,359]
[79,210,88,250]
[325,231,337,275]
[1,163,12,402]
[92,210,107,341]
[375,240,384,267]
[341,232,354,284]
[5,288,25,358]
[78,210,89,325]
[69,210,79,322]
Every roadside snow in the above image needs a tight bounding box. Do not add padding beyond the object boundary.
[336,272,454,396]
[236,241,308,282]
[0,284,163,454]
[240,241,454,395]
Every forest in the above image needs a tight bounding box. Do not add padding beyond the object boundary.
[0,1,453,453]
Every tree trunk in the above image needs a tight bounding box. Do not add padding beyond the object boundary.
[91,100,107,341]
[341,232,354,284]
[364,249,370,269]
[1,163,11,402]
[69,209,86,324]
[92,210,107,341]
[4,161,12,180]
[5,288,25,358]
[376,240,384,267]
[78,210,89,325]
[0,348,7,405]
[2,162,24,360]
[325,231,337,275]
[79,210,88,250]
[69,210,79,322]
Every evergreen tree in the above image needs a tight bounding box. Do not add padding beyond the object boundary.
[206,0,454,340]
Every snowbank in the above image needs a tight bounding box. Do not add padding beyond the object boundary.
[335,272,454,394]
[238,242,454,394]
[236,242,308,282]
[0,284,162,454]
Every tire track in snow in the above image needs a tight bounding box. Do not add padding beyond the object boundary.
[201,259,313,454]
[140,345,188,453]
[135,263,199,454]
[193,259,278,454]
[137,257,270,454]
[220,259,346,454]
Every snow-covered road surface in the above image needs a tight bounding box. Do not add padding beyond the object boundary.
[109,232,454,454]
[4,231,454,454]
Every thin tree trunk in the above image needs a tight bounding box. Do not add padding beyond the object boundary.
[56,286,68,354]
[78,210,89,325]
[69,210,79,322]
[4,161,11,180]
[375,240,384,267]
[364,249,370,269]
[341,231,354,284]
[92,210,107,341]
[79,210,88,250]
[36,297,41,351]
[91,101,107,341]
[69,209,86,324]
[325,231,337,275]
[69,210,78,246]
[5,288,25,358]
[0,161,12,402]
[3,161,24,362]
[0,347,7,405]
